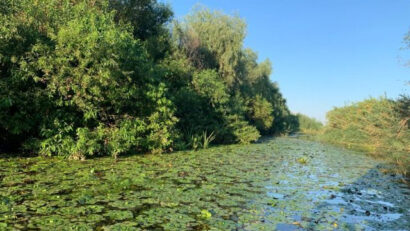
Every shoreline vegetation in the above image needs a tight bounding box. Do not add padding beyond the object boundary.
[298,96,409,178]
[0,0,298,159]
[0,1,409,229]
[0,0,408,176]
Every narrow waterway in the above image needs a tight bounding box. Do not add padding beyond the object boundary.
[248,138,409,231]
[0,138,408,230]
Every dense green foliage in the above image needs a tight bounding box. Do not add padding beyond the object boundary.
[168,8,297,144]
[320,97,410,176]
[0,1,296,157]
[0,0,177,158]
[296,113,323,134]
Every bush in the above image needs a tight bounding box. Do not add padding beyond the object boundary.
[192,69,229,106]
[0,1,296,157]
[247,95,274,132]
[0,0,176,157]
[225,115,261,144]
[320,97,410,176]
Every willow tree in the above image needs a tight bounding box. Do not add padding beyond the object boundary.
[174,7,246,86]
[169,7,295,144]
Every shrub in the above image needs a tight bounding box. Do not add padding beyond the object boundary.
[192,69,229,106]
[225,115,261,144]
[0,1,296,157]
[0,0,176,157]
[247,95,274,132]
[320,97,410,176]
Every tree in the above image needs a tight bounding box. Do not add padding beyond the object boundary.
[296,114,323,134]
[247,95,274,131]
[174,7,246,86]
[108,0,173,61]
[0,0,176,157]
[0,2,297,156]
[168,6,296,144]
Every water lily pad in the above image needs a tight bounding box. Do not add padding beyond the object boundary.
[104,210,133,221]
[199,210,212,219]
[0,138,408,230]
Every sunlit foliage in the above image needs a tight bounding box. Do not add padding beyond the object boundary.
[320,97,410,175]
[0,0,177,157]
[0,1,297,157]
[170,7,296,145]
[296,113,323,134]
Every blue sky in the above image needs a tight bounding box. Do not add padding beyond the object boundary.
[164,0,410,122]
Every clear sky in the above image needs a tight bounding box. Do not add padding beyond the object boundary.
[164,0,410,122]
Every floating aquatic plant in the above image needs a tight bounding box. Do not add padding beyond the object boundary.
[0,138,408,230]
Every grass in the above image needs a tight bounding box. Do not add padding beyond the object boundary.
[304,98,410,178]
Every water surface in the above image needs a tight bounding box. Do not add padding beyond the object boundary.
[0,138,408,230]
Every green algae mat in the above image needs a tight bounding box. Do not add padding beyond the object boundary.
[0,138,409,230]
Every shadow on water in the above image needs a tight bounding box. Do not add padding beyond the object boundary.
[0,137,408,230]
[261,168,410,231]
[252,139,410,231]
[301,165,410,231]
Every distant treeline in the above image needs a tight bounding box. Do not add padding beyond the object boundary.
[319,96,410,176]
[296,114,323,134]
[0,0,299,158]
